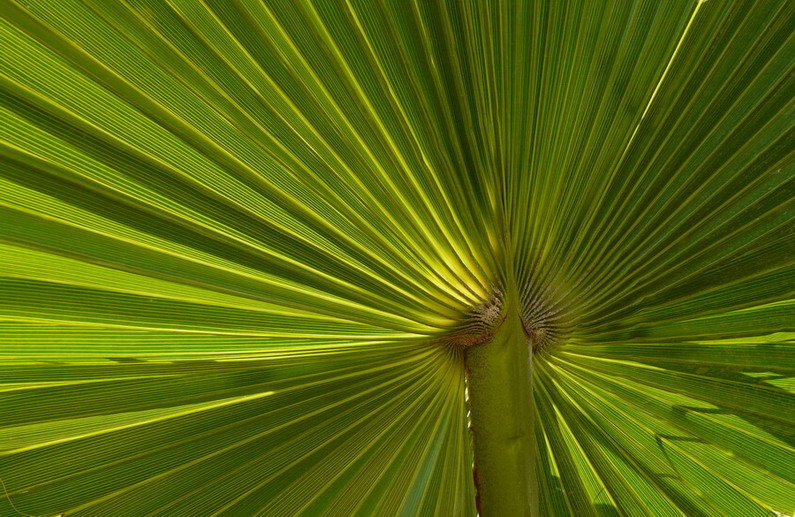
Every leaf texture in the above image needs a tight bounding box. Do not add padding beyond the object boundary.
[0,0,792,516]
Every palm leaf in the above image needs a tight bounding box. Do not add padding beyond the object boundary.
[0,0,792,515]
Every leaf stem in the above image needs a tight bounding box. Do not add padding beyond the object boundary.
[465,284,537,516]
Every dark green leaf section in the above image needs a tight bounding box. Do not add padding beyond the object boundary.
[0,339,471,516]
[0,0,792,515]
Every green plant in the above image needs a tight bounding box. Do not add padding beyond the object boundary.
[0,0,792,515]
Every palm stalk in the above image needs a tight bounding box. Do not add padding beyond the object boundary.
[466,290,538,516]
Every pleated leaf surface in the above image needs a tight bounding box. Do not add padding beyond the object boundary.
[0,0,792,516]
